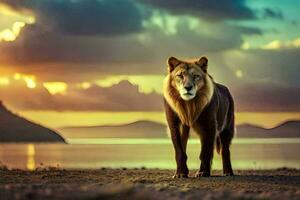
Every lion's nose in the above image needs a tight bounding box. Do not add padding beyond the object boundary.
[184,86,192,91]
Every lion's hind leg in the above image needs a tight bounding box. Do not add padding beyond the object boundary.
[220,128,234,176]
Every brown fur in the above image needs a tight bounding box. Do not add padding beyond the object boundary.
[164,56,235,178]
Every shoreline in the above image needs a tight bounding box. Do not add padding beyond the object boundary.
[1,168,299,199]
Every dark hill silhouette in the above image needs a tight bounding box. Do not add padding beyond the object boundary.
[236,120,300,138]
[60,120,167,138]
[60,120,300,139]
[0,101,65,143]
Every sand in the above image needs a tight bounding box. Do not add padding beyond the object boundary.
[1,167,300,200]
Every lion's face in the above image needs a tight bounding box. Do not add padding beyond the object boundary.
[167,56,208,101]
[171,66,204,101]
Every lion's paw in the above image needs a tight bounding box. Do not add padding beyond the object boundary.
[172,173,188,178]
[195,171,210,177]
[223,172,234,176]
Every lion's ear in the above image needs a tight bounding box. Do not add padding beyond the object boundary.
[196,56,208,73]
[167,56,180,73]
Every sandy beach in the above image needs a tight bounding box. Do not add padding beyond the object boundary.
[1,167,299,200]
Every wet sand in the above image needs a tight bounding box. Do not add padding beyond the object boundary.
[1,167,300,200]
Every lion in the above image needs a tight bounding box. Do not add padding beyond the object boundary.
[163,56,235,178]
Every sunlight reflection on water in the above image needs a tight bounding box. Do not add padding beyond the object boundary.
[26,144,35,171]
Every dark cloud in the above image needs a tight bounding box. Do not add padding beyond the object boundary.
[0,0,146,36]
[224,48,300,86]
[263,8,283,20]
[138,0,255,21]
[0,0,262,79]
[0,24,152,65]
[139,0,286,22]
[0,79,56,110]
[234,26,262,35]
[232,82,300,112]
[0,21,261,81]
[0,80,163,111]
[222,48,300,111]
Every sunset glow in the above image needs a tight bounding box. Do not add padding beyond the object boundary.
[12,73,37,88]
[262,37,300,50]
[78,82,91,90]
[23,76,36,89]
[0,4,35,42]
[0,21,26,42]
[13,73,21,80]
[96,75,164,94]
[43,82,68,95]
[0,77,9,86]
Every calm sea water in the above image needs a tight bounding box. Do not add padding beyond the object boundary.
[1,138,300,170]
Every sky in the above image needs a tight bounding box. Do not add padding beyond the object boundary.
[0,0,300,127]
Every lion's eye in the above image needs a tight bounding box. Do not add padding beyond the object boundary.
[176,74,183,79]
[194,75,201,79]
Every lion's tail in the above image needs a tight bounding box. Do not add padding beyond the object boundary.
[216,136,221,154]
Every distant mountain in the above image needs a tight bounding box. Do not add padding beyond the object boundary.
[60,120,168,138]
[60,120,300,139]
[0,102,65,143]
[236,121,300,138]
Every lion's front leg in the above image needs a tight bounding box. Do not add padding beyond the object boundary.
[170,126,189,178]
[195,126,216,177]
[164,99,189,178]
[173,124,190,178]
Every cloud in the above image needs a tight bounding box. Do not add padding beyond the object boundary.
[0,79,163,111]
[0,0,146,36]
[0,0,298,114]
[223,48,300,86]
[263,8,283,20]
[0,13,261,82]
[0,23,153,65]
[261,37,300,50]
[1,76,300,112]
[232,82,300,112]
[0,0,263,82]
[138,0,255,21]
